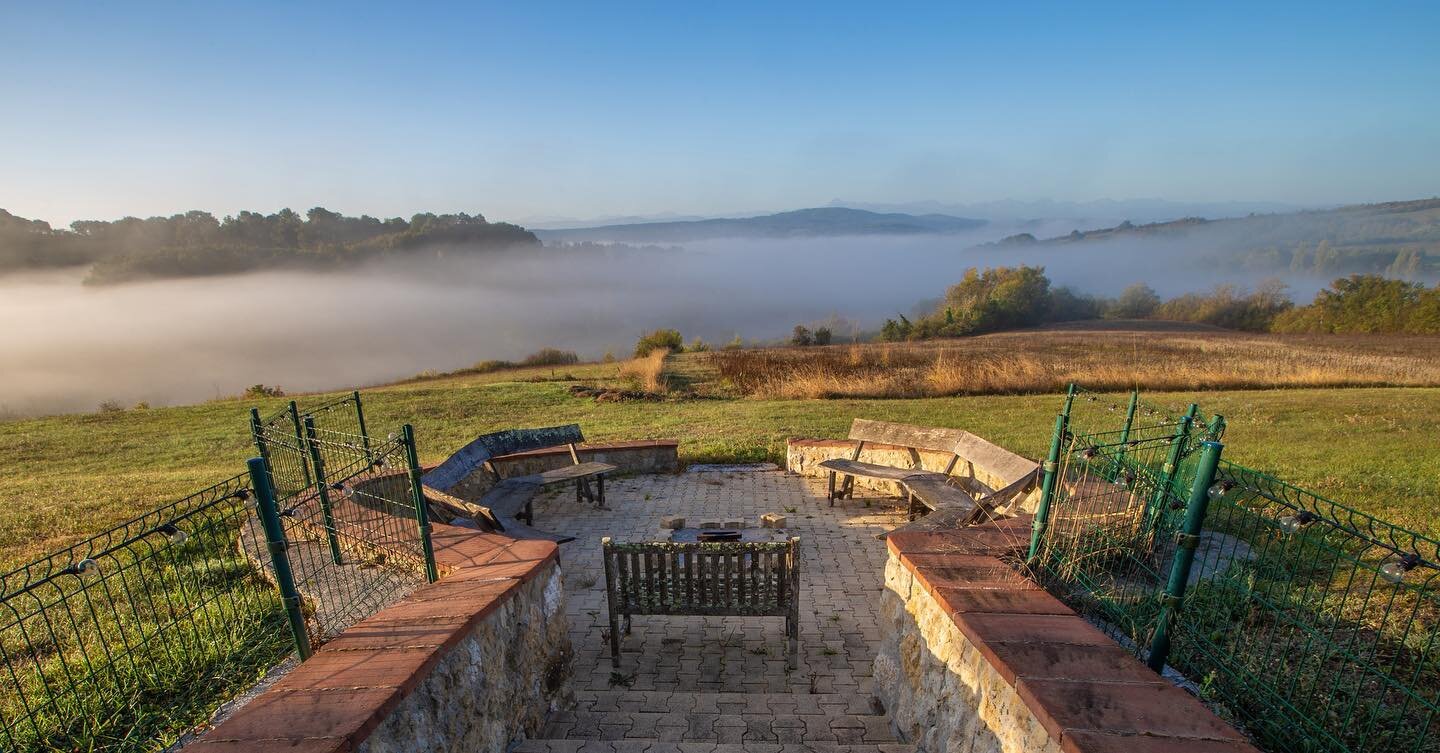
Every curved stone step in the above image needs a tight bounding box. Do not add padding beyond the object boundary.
[572,690,884,716]
[515,742,915,753]
[537,709,899,745]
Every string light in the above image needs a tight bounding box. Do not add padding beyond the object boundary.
[1278,511,1319,535]
[1113,472,1135,487]
[157,523,188,546]
[73,558,101,580]
[1081,448,1097,460]
[1379,553,1422,584]
[1207,480,1237,501]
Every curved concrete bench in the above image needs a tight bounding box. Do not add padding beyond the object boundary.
[817,419,1040,528]
[422,425,617,543]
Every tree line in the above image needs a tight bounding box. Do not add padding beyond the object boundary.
[880,266,1440,339]
[0,207,539,283]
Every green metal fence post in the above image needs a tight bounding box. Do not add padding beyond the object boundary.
[249,407,271,467]
[1109,389,1140,479]
[1147,439,1224,673]
[1027,412,1069,565]
[400,424,439,582]
[287,400,313,489]
[302,416,344,565]
[247,457,312,661]
[1207,413,1226,442]
[353,390,374,467]
[1145,404,1197,534]
[1062,382,1078,417]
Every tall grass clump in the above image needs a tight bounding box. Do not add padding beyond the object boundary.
[619,348,669,393]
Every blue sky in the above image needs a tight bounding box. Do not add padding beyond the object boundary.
[2,1,1438,225]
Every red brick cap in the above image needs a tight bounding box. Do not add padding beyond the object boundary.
[191,521,558,752]
[888,518,1260,753]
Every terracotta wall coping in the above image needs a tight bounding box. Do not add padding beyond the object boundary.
[888,519,1260,753]
[492,439,680,462]
[193,523,558,752]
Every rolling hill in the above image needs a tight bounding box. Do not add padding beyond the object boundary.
[534,207,987,243]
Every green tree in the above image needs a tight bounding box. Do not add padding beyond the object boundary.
[1108,283,1161,319]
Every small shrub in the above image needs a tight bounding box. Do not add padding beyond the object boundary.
[602,350,617,363]
[634,328,683,357]
[520,348,579,367]
[688,337,711,352]
[98,400,125,413]
[243,384,285,398]
[723,334,744,350]
[132,401,150,410]
[813,327,832,345]
[791,325,813,346]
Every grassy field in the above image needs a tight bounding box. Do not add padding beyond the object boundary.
[4,345,1439,567]
[708,328,1440,399]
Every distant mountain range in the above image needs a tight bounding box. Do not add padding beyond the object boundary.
[826,197,1311,224]
[534,207,987,243]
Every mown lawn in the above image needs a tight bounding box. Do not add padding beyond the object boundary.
[4,358,1439,567]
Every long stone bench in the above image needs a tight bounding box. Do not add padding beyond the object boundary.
[816,419,1040,527]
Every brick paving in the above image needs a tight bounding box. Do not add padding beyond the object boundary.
[517,469,916,753]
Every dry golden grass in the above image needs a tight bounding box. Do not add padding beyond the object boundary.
[711,328,1440,399]
[618,348,670,393]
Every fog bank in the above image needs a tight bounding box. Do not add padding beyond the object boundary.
[0,232,1332,417]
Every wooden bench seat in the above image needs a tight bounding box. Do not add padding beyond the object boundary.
[816,459,934,483]
[533,461,618,485]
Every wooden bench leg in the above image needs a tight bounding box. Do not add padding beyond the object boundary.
[596,474,606,508]
[827,471,837,506]
[609,610,622,668]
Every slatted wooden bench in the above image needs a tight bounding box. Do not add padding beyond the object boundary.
[421,424,617,543]
[602,536,801,668]
[820,418,1038,525]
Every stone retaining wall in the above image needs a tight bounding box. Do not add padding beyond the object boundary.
[786,438,1041,512]
[874,521,1259,753]
[194,525,570,753]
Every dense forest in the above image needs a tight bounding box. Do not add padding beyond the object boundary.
[880,266,1440,338]
[0,207,538,283]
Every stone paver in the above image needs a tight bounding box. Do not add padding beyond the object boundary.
[526,470,913,752]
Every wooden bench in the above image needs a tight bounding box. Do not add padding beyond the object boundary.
[820,418,1038,525]
[602,536,801,669]
[421,424,617,542]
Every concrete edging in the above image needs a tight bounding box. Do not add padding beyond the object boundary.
[874,518,1259,753]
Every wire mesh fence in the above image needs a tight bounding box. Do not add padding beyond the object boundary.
[1029,384,1439,753]
[0,473,290,752]
[1,391,436,752]
[248,425,435,645]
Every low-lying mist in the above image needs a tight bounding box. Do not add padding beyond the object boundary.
[0,230,1337,418]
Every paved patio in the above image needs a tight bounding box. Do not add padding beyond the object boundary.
[516,468,916,753]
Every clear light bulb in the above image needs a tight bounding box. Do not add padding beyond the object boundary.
[1278,511,1317,535]
[159,524,188,546]
[1208,480,1236,501]
[1379,554,1421,584]
[75,558,101,579]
